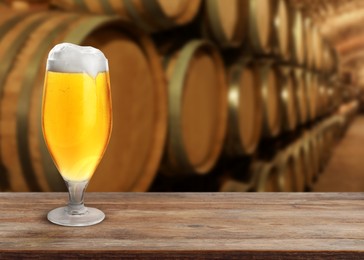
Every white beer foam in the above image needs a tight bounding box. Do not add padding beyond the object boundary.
[47,43,108,78]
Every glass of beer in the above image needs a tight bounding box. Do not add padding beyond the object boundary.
[42,43,112,226]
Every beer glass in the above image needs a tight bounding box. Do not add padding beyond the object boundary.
[42,43,112,226]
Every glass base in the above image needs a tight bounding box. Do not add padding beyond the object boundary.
[47,206,105,227]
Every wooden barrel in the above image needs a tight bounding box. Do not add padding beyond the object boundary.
[0,13,167,192]
[252,161,280,192]
[219,178,252,192]
[225,60,263,156]
[305,71,319,121]
[322,40,335,74]
[330,83,339,110]
[0,12,56,192]
[204,0,274,52]
[293,140,307,192]
[271,0,289,59]
[329,46,339,75]
[338,101,359,135]
[327,116,340,142]
[326,85,335,112]
[321,127,333,166]
[162,40,227,175]
[315,129,325,172]
[312,25,323,71]
[253,150,297,192]
[289,7,305,65]
[277,66,297,132]
[50,0,202,33]
[317,80,328,117]
[246,0,273,54]
[331,81,342,110]
[256,61,281,138]
[0,12,31,192]
[303,17,314,69]
[307,130,320,180]
[318,119,333,167]
[337,113,347,138]
[275,150,299,192]
[292,68,308,125]
[204,0,246,48]
[332,116,342,144]
[51,0,128,15]
[205,0,285,54]
[301,134,315,189]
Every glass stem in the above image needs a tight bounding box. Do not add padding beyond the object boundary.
[65,180,89,215]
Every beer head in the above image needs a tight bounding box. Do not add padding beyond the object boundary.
[47,43,108,78]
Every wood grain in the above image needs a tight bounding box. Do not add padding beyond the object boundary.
[0,193,363,259]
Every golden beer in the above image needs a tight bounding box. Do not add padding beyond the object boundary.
[42,71,112,182]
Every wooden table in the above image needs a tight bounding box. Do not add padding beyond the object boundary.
[0,193,363,259]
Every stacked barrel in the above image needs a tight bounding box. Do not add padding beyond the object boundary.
[0,0,357,192]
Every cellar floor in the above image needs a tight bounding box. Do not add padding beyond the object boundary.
[313,115,364,192]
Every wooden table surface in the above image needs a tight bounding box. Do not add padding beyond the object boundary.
[0,192,363,259]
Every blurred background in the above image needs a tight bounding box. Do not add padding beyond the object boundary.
[0,0,363,192]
